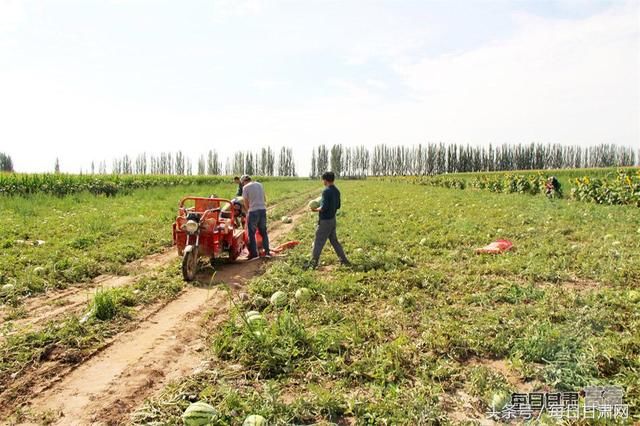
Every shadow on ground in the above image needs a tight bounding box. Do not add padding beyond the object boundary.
[191,257,267,290]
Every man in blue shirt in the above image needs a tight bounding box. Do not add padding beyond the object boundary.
[307,171,349,269]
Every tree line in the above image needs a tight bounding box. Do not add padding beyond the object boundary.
[0,153,13,172]
[3,143,638,176]
[309,143,638,177]
[223,147,296,177]
[89,146,297,176]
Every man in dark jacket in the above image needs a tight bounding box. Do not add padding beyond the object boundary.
[307,171,349,269]
[234,176,243,197]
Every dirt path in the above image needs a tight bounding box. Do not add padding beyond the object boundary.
[0,251,177,340]
[12,203,311,426]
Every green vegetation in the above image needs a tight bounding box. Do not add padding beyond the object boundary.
[0,173,306,197]
[572,170,640,206]
[133,179,640,424]
[0,180,317,304]
[0,153,13,173]
[91,287,137,321]
[450,166,639,188]
[388,167,640,207]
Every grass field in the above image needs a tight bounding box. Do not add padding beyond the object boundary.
[130,179,640,424]
[1,173,638,424]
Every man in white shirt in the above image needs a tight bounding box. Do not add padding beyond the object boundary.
[241,175,270,260]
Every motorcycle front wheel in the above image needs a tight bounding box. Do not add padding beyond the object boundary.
[182,248,198,281]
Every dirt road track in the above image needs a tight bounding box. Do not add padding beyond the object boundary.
[0,251,177,339]
[9,204,310,426]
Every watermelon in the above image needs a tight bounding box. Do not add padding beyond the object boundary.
[243,414,268,426]
[245,311,266,326]
[245,310,261,320]
[222,197,243,212]
[281,215,292,224]
[397,295,415,308]
[252,296,269,310]
[270,291,287,307]
[489,390,511,410]
[182,401,216,426]
[294,287,311,301]
[308,197,322,210]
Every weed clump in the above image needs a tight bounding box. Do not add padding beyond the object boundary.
[213,310,315,378]
[90,287,136,321]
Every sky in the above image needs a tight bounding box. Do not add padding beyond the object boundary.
[0,0,638,175]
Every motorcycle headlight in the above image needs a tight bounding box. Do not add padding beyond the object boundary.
[185,220,199,234]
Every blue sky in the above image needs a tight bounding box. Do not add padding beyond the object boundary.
[0,0,638,173]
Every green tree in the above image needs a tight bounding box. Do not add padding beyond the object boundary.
[0,153,13,172]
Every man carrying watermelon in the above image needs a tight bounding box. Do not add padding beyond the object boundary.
[306,171,350,269]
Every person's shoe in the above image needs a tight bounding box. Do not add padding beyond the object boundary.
[246,254,259,261]
[264,252,272,259]
[302,260,318,270]
[340,260,352,266]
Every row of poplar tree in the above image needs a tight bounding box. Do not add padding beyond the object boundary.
[104,146,296,176]
[3,143,637,176]
[309,143,638,177]
[0,153,13,172]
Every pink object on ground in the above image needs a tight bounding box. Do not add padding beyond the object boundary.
[475,239,514,254]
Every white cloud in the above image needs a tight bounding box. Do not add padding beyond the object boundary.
[392,2,639,145]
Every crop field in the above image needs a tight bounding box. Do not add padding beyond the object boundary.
[447,167,638,188]
[1,173,639,425]
[0,180,317,304]
[0,179,318,422]
[392,167,640,207]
